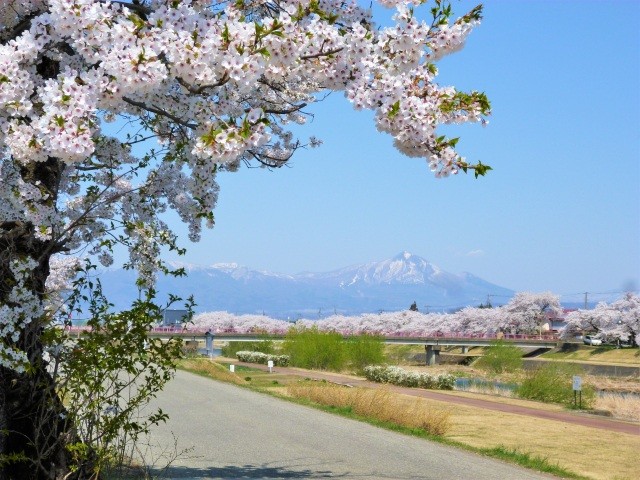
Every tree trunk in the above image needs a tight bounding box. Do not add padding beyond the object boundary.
[0,359,70,479]
[0,156,77,478]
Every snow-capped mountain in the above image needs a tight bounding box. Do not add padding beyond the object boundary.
[91,252,514,319]
[309,251,458,287]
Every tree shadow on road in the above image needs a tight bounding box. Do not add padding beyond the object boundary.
[150,462,348,478]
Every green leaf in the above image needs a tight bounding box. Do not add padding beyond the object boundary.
[387,100,400,119]
[473,161,492,178]
[256,47,270,58]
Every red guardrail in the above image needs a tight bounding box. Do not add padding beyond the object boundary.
[62,325,560,340]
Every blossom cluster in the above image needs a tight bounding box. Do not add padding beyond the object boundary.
[235,350,290,367]
[1,0,489,372]
[363,365,455,390]
[0,258,45,371]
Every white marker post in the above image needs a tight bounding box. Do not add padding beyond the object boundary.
[267,360,274,373]
[229,364,235,373]
[572,375,582,409]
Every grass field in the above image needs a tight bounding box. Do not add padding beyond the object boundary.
[542,346,640,365]
[178,358,640,480]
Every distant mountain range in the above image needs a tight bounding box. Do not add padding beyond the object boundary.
[90,252,515,319]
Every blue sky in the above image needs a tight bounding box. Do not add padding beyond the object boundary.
[160,0,639,301]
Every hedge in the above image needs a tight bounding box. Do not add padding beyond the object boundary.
[363,365,455,390]
[235,351,290,367]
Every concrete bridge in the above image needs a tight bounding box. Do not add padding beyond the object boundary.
[65,327,560,366]
[149,329,560,365]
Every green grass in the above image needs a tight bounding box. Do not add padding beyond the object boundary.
[542,345,640,365]
[282,326,347,370]
[484,446,588,479]
[517,362,596,408]
[476,340,524,374]
[281,327,386,372]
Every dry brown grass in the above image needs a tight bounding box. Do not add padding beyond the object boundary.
[287,382,451,435]
[441,400,640,480]
[178,358,247,385]
[595,393,640,422]
[590,375,640,394]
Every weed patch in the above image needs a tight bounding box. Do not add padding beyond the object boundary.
[476,340,523,374]
[287,382,451,435]
[517,363,595,408]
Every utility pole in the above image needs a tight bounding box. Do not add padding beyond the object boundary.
[584,292,588,309]
[486,294,494,308]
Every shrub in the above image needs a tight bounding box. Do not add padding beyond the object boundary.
[282,326,346,370]
[235,351,290,367]
[516,363,595,408]
[363,365,455,390]
[221,337,275,357]
[346,334,386,373]
[181,340,199,358]
[476,340,523,374]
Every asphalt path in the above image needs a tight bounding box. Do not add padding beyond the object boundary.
[143,370,554,479]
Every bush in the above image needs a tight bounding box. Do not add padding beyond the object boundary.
[516,363,595,408]
[221,337,275,357]
[476,340,523,374]
[363,365,455,390]
[346,334,386,374]
[235,351,290,367]
[282,326,346,370]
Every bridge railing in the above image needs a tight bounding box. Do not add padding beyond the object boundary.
[61,325,561,341]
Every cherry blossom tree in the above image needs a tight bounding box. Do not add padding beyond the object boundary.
[193,306,502,338]
[502,292,562,335]
[0,0,490,476]
[563,293,639,346]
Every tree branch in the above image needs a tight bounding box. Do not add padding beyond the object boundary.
[300,48,343,61]
[175,72,230,94]
[101,0,152,19]
[263,103,307,115]
[122,97,197,129]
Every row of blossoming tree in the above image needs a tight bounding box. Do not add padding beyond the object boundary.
[191,292,640,346]
[1,0,492,477]
[563,293,639,346]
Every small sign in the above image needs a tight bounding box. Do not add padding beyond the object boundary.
[229,364,235,373]
[572,375,582,391]
[267,360,274,372]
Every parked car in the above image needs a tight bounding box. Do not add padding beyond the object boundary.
[583,334,602,346]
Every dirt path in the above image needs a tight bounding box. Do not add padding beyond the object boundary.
[226,359,640,436]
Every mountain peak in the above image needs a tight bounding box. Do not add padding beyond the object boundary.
[398,251,413,260]
[211,262,240,271]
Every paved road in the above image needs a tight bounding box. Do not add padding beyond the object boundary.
[143,370,554,479]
